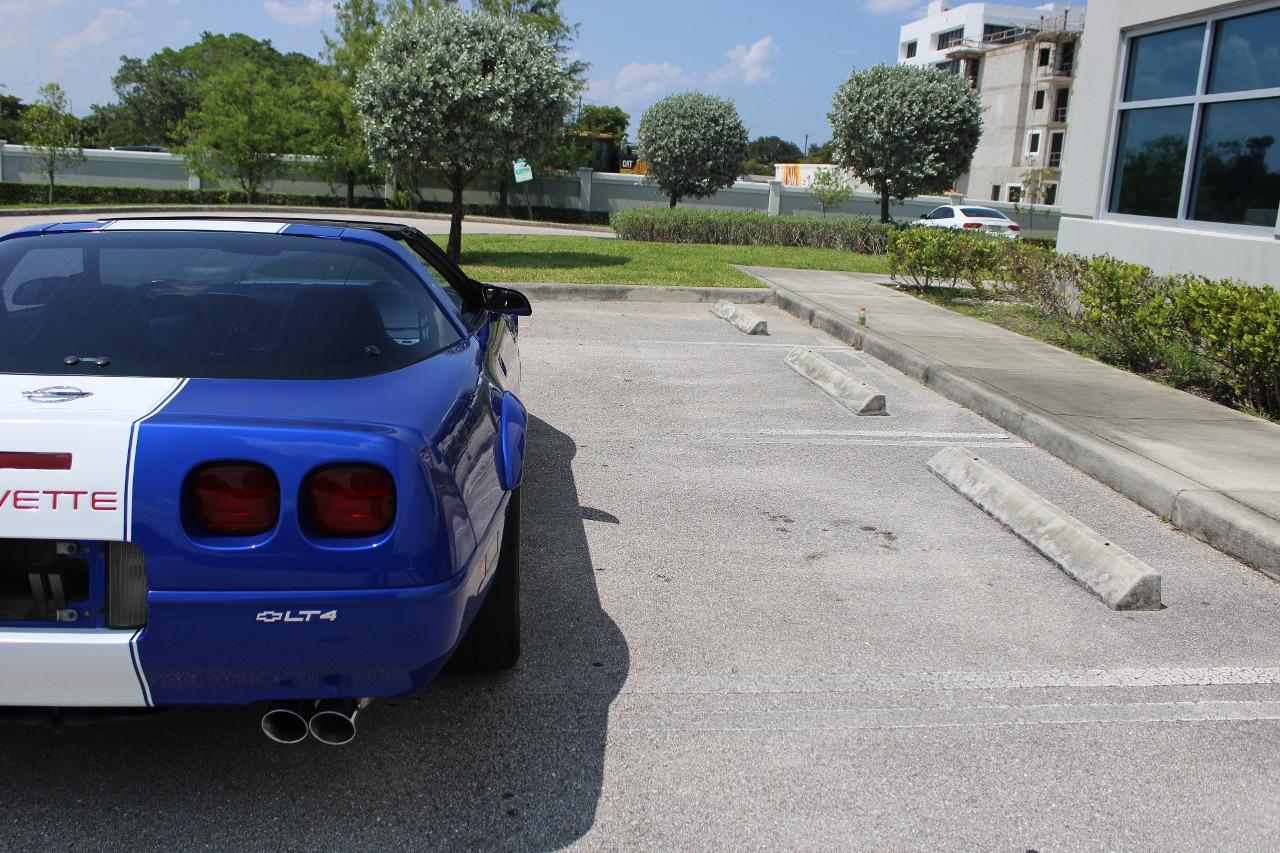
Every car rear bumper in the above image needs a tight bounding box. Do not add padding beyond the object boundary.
[0,557,491,708]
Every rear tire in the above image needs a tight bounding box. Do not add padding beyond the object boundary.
[451,488,521,673]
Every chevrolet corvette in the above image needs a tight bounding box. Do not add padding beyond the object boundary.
[0,216,530,744]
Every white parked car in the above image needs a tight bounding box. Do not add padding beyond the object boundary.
[914,205,1021,238]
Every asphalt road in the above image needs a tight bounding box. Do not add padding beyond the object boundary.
[0,210,613,238]
[2,301,1278,850]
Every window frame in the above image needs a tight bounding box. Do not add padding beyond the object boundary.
[1026,131,1042,155]
[1102,1,1280,234]
[904,40,917,59]
[936,27,965,50]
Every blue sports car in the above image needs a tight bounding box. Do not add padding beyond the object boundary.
[0,217,530,745]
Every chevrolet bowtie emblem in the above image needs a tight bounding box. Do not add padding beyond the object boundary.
[22,386,94,404]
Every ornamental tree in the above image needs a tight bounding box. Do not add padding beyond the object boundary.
[829,64,983,222]
[20,83,85,204]
[355,6,576,260]
[637,92,748,207]
[807,168,851,217]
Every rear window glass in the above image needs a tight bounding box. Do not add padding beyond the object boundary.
[0,230,461,380]
[960,207,1009,220]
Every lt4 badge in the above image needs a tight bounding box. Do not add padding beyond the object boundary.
[256,610,338,623]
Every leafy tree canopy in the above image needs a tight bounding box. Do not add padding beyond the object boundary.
[0,91,29,143]
[109,32,320,147]
[178,59,307,201]
[572,104,629,139]
[746,135,803,167]
[355,5,576,258]
[637,92,748,207]
[829,63,982,221]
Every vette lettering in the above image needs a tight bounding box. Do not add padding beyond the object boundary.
[0,489,119,511]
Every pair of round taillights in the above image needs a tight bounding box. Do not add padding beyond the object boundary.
[188,462,396,538]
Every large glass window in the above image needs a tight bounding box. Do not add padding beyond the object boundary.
[1208,8,1280,93]
[1189,97,1280,225]
[1110,106,1193,217]
[1123,24,1205,101]
[1109,4,1280,229]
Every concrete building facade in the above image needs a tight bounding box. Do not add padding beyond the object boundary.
[899,2,1084,205]
[1057,0,1280,286]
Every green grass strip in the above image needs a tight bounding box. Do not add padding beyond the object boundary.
[436,234,890,287]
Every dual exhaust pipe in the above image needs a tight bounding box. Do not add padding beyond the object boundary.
[261,698,371,746]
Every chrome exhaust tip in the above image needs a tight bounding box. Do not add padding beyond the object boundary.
[308,698,369,746]
[261,704,311,745]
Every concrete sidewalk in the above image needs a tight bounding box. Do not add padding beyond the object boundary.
[743,265,1280,581]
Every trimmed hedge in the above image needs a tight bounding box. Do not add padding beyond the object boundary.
[889,226,1280,417]
[0,181,610,226]
[887,227,1006,296]
[611,207,895,255]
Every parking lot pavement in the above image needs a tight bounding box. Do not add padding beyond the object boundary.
[2,300,1278,850]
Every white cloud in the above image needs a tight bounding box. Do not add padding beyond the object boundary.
[52,8,139,59]
[711,36,778,86]
[590,34,780,105]
[589,62,693,104]
[862,0,920,13]
[263,0,334,26]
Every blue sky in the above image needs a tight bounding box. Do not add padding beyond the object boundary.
[0,0,1063,147]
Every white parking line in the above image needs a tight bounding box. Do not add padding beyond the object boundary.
[611,700,1280,731]
[746,438,1032,448]
[611,666,1280,694]
[739,429,1015,440]
[524,339,852,351]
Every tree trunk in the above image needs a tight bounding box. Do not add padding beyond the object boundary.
[47,169,54,205]
[668,193,678,208]
[497,178,510,217]
[447,170,465,263]
[879,188,891,224]
[346,171,356,208]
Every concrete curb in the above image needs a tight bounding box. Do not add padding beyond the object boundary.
[784,347,887,416]
[0,205,615,234]
[928,446,1162,610]
[712,300,769,335]
[514,283,773,303]
[753,270,1280,582]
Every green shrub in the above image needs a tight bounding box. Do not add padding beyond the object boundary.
[999,239,1076,319]
[1074,255,1175,371]
[887,226,1006,297]
[1172,276,1280,414]
[610,207,894,254]
[890,227,1279,418]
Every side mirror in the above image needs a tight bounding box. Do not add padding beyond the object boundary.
[918,213,928,219]
[483,284,532,317]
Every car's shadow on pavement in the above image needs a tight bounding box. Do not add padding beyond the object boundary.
[0,415,629,850]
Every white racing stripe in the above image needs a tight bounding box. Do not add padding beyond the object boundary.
[0,629,148,706]
[99,219,288,233]
[0,374,186,541]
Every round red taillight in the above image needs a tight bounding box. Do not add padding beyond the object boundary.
[305,465,396,537]
[189,462,280,536]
